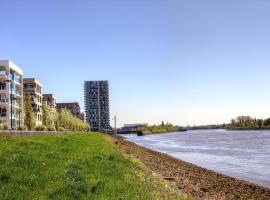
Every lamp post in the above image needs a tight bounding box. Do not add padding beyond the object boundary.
[112,115,117,135]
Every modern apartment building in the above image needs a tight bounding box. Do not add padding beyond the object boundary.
[84,81,110,131]
[43,94,56,109]
[56,102,84,120]
[23,78,43,126]
[0,60,23,129]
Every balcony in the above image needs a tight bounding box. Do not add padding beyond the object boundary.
[33,108,41,112]
[0,71,8,80]
[10,74,22,85]
[31,97,40,104]
[12,89,22,96]
[0,98,8,105]
[24,87,36,93]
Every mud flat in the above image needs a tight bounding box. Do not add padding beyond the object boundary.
[113,135,270,200]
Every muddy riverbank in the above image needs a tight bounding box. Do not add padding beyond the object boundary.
[112,135,270,200]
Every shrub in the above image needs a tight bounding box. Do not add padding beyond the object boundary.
[48,127,56,132]
[0,124,8,130]
[17,126,26,131]
[35,125,47,131]
[58,127,65,132]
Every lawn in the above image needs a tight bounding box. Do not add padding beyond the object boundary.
[0,133,184,200]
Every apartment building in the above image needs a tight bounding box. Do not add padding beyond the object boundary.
[56,102,84,120]
[0,60,23,129]
[23,78,43,126]
[84,81,110,131]
[43,94,56,109]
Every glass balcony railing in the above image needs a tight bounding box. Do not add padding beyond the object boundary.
[11,89,22,95]
[24,87,36,92]
[10,74,22,84]
[0,99,8,103]
[0,71,7,77]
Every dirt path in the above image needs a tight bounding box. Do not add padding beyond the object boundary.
[112,135,270,200]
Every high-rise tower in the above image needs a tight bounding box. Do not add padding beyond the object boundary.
[84,81,110,131]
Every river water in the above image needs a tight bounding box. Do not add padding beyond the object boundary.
[122,129,270,188]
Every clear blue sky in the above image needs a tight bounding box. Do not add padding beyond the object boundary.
[1,0,270,127]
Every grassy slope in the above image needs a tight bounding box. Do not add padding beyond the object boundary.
[0,133,184,200]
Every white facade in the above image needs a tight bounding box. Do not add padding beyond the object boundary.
[0,60,23,129]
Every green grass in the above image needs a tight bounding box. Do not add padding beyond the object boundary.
[0,133,185,200]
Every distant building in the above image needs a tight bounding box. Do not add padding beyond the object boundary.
[23,78,43,126]
[84,81,110,131]
[0,60,23,129]
[43,94,56,109]
[56,102,84,120]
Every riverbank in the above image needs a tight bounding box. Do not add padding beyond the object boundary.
[0,133,185,199]
[139,130,183,136]
[227,127,270,131]
[113,135,270,200]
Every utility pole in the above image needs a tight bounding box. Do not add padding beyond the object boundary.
[112,115,117,135]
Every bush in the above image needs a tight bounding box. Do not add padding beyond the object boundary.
[17,126,26,131]
[0,124,8,130]
[58,127,65,132]
[48,127,56,132]
[35,125,47,131]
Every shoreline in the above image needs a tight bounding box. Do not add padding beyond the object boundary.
[139,130,182,136]
[112,135,270,200]
[227,127,270,131]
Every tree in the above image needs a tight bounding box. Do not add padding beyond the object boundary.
[57,108,90,132]
[257,119,263,128]
[264,118,270,127]
[161,121,165,127]
[24,93,35,130]
[231,119,236,127]
[55,115,60,131]
[42,102,49,128]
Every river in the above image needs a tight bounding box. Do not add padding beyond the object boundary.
[122,129,270,188]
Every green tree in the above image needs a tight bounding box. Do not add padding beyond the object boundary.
[55,114,60,131]
[57,108,90,132]
[257,119,263,128]
[42,102,49,128]
[264,118,270,127]
[161,121,165,127]
[24,93,35,130]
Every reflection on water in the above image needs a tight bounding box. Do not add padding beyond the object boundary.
[122,129,270,188]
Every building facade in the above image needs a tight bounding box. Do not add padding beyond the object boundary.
[0,60,23,129]
[84,81,110,131]
[56,102,84,120]
[23,78,43,126]
[43,94,56,109]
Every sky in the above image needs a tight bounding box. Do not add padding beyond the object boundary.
[1,0,270,127]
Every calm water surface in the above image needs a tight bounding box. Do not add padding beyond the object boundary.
[122,129,270,188]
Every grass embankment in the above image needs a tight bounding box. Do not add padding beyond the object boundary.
[0,133,184,200]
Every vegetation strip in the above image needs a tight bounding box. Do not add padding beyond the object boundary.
[0,133,186,200]
[113,135,270,200]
